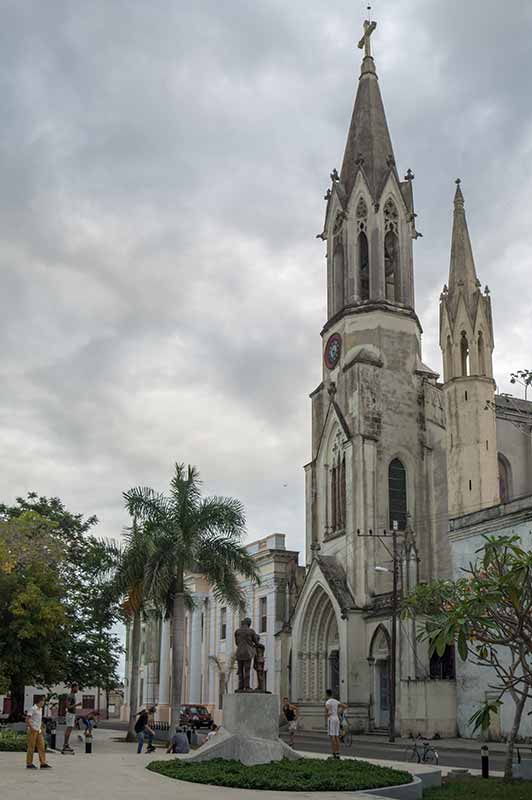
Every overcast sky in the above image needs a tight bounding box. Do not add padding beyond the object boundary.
[1,1,531,558]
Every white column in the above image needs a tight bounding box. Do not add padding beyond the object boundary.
[188,607,203,703]
[157,618,171,720]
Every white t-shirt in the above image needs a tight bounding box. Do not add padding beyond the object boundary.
[28,704,43,732]
[325,697,340,720]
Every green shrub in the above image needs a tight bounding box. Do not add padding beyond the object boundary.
[147,757,412,792]
[425,776,531,799]
[0,730,28,752]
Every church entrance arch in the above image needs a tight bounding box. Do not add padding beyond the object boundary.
[369,625,391,730]
[298,585,340,701]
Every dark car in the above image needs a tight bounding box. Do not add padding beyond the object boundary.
[179,704,213,729]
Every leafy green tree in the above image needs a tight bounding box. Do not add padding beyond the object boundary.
[0,494,122,719]
[0,511,67,718]
[403,534,532,781]
[124,463,259,726]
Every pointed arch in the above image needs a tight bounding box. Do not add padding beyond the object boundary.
[477,330,486,376]
[297,583,340,701]
[384,198,400,303]
[332,213,345,314]
[460,331,470,376]
[498,453,513,503]
[388,458,407,530]
[369,624,391,660]
[446,335,453,380]
[358,231,369,301]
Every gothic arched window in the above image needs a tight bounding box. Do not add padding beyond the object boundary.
[332,214,345,313]
[384,199,400,302]
[388,458,407,531]
[358,232,369,301]
[356,197,369,302]
[477,331,485,376]
[460,331,470,376]
[498,454,512,503]
[331,466,337,531]
[328,445,347,535]
[446,335,453,380]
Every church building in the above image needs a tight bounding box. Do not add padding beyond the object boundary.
[288,20,532,737]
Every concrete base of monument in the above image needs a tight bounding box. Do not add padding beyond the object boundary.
[185,693,301,766]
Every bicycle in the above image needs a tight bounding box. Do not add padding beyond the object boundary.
[404,736,439,764]
[339,713,353,748]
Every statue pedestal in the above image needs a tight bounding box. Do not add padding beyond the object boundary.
[185,693,300,766]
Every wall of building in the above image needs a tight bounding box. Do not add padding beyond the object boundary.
[496,401,532,500]
[122,533,303,725]
[450,494,532,739]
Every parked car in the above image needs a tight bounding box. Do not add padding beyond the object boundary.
[179,704,213,729]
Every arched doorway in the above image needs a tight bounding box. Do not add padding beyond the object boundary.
[297,585,340,702]
[369,626,391,729]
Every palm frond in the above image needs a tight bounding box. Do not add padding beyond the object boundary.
[195,533,259,584]
[123,487,172,526]
[196,496,246,540]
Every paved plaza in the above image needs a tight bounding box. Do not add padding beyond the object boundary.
[0,727,451,799]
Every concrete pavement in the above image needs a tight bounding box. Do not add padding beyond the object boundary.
[1,727,435,800]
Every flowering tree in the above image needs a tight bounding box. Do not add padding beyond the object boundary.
[403,534,532,781]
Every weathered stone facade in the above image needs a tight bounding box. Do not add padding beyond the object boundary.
[289,21,532,737]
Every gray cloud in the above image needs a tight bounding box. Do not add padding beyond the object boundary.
[1,1,531,556]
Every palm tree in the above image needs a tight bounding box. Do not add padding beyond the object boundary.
[124,463,259,727]
[107,520,156,741]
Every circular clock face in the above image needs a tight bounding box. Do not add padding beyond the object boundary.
[324,333,342,370]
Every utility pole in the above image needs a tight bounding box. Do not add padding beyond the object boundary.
[357,526,404,743]
[390,526,398,744]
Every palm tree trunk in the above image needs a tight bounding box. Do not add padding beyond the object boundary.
[126,611,141,742]
[170,571,186,727]
[504,691,528,781]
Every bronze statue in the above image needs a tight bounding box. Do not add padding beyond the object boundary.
[253,642,266,692]
[234,617,259,692]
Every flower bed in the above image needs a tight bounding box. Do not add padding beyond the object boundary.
[148,757,413,792]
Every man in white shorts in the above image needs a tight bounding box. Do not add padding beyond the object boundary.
[325,688,346,759]
[62,682,81,754]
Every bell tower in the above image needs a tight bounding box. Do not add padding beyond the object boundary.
[440,181,499,517]
[320,19,419,324]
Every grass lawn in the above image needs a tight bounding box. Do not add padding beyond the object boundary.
[148,757,412,792]
[425,776,531,799]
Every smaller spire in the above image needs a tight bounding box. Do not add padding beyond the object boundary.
[448,179,480,302]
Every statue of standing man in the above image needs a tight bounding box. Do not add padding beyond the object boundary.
[234,617,259,692]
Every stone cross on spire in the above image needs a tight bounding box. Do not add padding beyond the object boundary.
[358,19,377,58]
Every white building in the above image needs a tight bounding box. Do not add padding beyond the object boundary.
[123,533,304,723]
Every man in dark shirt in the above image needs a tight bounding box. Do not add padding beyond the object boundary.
[282,696,298,747]
[134,707,156,754]
[62,683,81,754]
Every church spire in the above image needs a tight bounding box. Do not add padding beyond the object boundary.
[339,19,396,201]
[447,179,480,302]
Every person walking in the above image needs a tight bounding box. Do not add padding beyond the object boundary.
[62,682,81,754]
[282,697,299,748]
[26,697,52,770]
[324,688,346,760]
[135,707,156,754]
